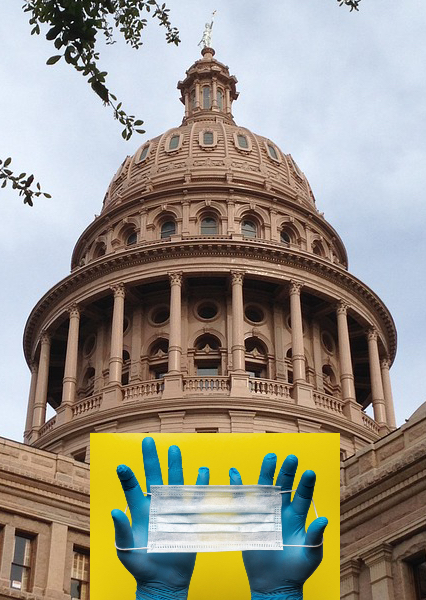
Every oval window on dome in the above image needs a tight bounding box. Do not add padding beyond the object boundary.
[137,144,150,163]
[161,220,176,239]
[242,220,257,238]
[267,143,279,161]
[168,134,181,151]
[203,131,214,145]
[237,134,249,149]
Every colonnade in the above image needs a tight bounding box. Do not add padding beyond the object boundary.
[26,273,397,439]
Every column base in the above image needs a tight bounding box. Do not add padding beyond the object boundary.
[292,382,315,408]
[379,424,391,436]
[342,400,364,425]
[101,385,123,411]
[162,374,183,399]
[230,373,250,398]
[55,403,73,426]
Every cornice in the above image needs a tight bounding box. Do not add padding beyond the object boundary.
[24,239,396,364]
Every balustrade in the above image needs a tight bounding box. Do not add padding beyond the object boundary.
[72,395,102,417]
[249,378,291,399]
[313,391,344,414]
[38,416,56,436]
[123,380,164,401]
[183,376,230,393]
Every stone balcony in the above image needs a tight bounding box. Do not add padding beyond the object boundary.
[36,376,381,441]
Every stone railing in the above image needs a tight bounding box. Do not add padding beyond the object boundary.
[72,394,102,418]
[313,391,344,414]
[362,413,381,434]
[249,379,291,399]
[183,376,230,393]
[39,416,57,436]
[123,380,164,401]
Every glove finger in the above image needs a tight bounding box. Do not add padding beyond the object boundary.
[258,453,277,485]
[142,437,163,492]
[276,454,298,507]
[196,467,210,485]
[168,445,184,485]
[292,470,316,516]
[116,464,146,518]
[229,467,243,485]
[305,517,328,547]
[112,509,134,550]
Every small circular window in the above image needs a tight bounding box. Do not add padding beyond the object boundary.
[197,302,218,320]
[151,306,170,325]
[245,305,265,324]
[83,334,96,357]
[321,331,335,353]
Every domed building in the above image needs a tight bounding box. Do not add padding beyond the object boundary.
[24,47,396,461]
[0,48,424,600]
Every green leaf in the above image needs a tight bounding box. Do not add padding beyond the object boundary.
[46,25,62,40]
[46,55,62,65]
[4,157,12,167]
[43,193,52,198]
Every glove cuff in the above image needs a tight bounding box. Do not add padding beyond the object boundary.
[136,583,189,600]
[251,585,303,600]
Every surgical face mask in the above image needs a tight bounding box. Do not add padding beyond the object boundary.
[116,485,322,553]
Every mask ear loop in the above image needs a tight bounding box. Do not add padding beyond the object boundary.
[115,488,324,551]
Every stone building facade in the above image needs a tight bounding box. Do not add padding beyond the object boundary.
[0,48,424,599]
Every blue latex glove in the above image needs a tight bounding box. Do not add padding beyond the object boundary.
[112,437,209,600]
[230,453,328,600]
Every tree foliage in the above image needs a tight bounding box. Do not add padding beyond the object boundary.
[24,0,180,140]
[338,0,361,11]
[0,158,51,206]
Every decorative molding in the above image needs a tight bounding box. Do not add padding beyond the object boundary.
[111,282,125,298]
[230,270,244,285]
[168,271,183,286]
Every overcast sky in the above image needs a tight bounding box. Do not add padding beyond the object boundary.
[1,0,425,442]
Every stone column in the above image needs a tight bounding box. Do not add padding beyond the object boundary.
[336,301,362,423]
[289,280,305,383]
[45,523,68,598]
[182,200,190,236]
[273,302,285,380]
[94,322,105,392]
[367,329,387,428]
[109,283,126,385]
[231,271,245,372]
[312,321,324,392]
[212,77,218,109]
[195,81,200,109]
[227,197,235,234]
[363,545,395,600]
[380,358,397,429]
[225,88,231,114]
[130,305,142,381]
[24,361,38,440]
[168,272,183,374]
[61,304,81,419]
[32,332,51,432]
[340,560,360,600]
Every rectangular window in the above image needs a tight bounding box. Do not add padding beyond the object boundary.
[71,549,89,600]
[196,428,218,433]
[413,554,426,600]
[10,533,33,592]
[202,86,211,109]
[196,366,219,376]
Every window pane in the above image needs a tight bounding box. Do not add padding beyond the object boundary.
[139,145,149,161]
[280,230,290,244]
[190,89,196,108]
[14,536,29,565]
[197,366,219,376]
[201,217,218,235]
[237,134,248,149]
[203,131,214,145]
[169,135,180,150]
[127,232,137,245]
[161,221,176,238]
[267,144,278,160]
[414,560,426,599]
[217,89,223,110]
[203,86,211,109]
[242,220,256,237]
[71,579,82,600]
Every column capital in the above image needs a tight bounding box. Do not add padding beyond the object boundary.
[111,282,126,298]
[40,330,51,346]
[168,271,183,286]
[367,327,378,342]
[289,279,303,295]
[66,303,81,318]
[361,543,393,567]
[336,299,350,315]
[230,270,245,285]
[380,357,391,370]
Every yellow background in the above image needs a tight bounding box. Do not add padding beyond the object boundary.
[91,433,340,599]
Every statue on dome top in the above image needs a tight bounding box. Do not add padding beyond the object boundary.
[198,10,216,48]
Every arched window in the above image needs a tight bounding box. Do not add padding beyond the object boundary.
[312,241,324,257]
[245,337,268,379]
[267,143,279,161]
[280,230,291,245]
[217,88,224,110]
[161,221,176,239]
[242,219,257,238]
[190,89,196,109]
[93,242,106,259]
[201,216,218,235]
[121,350,131,386]
[194,334,221,378]
[202,86,211,109]
[322,364,339,395]
[126,231,137,246]
[138,144,149,162]
[203,131,214,145]
[81,367,95,397]
[149,338,169,380]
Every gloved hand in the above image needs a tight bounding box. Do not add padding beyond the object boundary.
[112,437,209,600]
[230,453,328,600]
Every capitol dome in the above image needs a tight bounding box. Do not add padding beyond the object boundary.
[23,48,397,461]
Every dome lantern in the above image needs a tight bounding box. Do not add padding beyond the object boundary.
[177,47,239,124]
